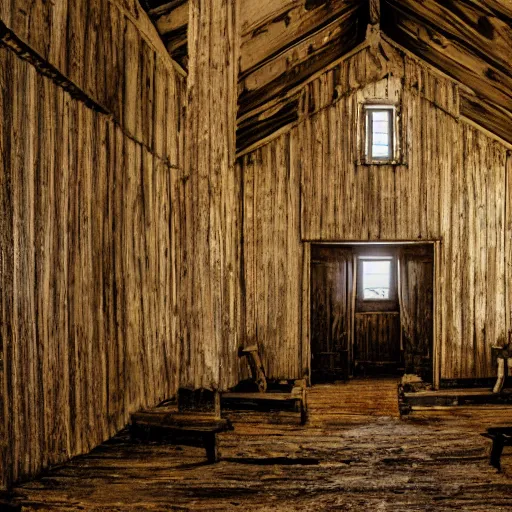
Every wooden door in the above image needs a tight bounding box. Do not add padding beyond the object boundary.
[398,245,434,380]
[310,247,354,383]
[353,249,402,374]
[354,312,402,371]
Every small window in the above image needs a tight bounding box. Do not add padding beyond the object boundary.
[361,259,391,300]
[363,105,396,163]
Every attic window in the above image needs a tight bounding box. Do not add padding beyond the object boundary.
[363,105,397,163]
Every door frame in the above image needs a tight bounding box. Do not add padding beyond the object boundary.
[304,240,441,388]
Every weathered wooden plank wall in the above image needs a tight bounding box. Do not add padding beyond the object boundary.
[507,153,512,349]
[240,135,302,380]
[0,0,180,135]
[238,40,511,381]
[0,0,185,488]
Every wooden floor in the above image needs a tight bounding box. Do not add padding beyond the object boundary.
[10,379,512,511]
[308,377,401,425]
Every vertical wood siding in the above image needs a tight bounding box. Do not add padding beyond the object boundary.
[241,134,302,380]
[0,0,183,160]
[0,0,177,141]
[238,42,510,382]
[0,2,185,487]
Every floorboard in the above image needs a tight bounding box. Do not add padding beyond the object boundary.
[10,379,512,511]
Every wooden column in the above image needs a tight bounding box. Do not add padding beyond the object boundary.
[181,0,241,390]
[367,0,381,46]
[369,0,380,26]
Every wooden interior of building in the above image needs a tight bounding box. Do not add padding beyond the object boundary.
[1,0,512,509]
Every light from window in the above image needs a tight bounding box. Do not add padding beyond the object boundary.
[365,106,394,162]
[362,260,391,299]
[371,111,390,157]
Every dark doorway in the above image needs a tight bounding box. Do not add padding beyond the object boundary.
[310,243,434,384]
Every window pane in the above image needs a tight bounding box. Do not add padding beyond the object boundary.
[362,260,391,299]
[372,111,389,123]
[370,110,391,158]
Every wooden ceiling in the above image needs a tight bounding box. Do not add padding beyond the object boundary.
[141,0,512,148]
[381,0,512,146]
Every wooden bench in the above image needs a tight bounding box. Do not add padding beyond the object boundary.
[222,386,307,425]
[482,427,512,471]
[131,408,233,463]
[231,345,308,424]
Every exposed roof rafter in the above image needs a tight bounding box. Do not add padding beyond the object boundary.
[140,0,512,148]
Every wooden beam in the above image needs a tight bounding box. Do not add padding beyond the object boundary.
[152,0,188,36]
[370,0,381,25]
[382,5,512,114]
[384,0,512,76]
[238,9,364,116]
[237,97,300,152]
[460,92,512,146]
[241,0,296,36]
[481,0,512,20]
[147,0,187,17]
[181,0,241,390]
[240,0,361,76]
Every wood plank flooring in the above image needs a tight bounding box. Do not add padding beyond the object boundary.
[9,379,512,511]
[308,377,401,425]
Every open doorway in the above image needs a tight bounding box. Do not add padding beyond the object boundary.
[310,243,434,384]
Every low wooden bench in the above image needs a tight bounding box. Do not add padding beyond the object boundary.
[222,386,307,425]
[131,408,233,463]
[482,427,512,471]
[232,345,308,424]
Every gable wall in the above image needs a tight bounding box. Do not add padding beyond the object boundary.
[238,40,511,382]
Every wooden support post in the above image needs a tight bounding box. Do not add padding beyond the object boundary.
[181,0,241,390]
[369,0,381,26]
[492,344,511,393]
[367,0,381,45]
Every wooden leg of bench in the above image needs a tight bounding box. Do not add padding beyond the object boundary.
[493,358,505,394]
[300,402,307,425]
[204,433,219,463]
[490,436,504,471]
